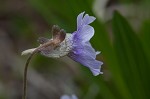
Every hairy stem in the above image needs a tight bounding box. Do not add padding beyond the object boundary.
[22,50,38,99]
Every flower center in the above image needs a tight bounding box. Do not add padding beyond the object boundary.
[41,33,73,58]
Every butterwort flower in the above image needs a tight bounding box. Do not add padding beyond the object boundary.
[68,12,103,76]
[22,12,103,76]
[60,94,78,99]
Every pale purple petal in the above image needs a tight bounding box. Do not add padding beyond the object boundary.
[77,12,85,29]
[89,67,103,76]
[73,25,94,42]
[69,51,103,76]
[82,14,96,26]
[72,42,97,59]
[68,42,103,76]
[77,12,96,30]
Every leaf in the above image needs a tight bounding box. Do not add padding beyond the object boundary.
[112,11,150,99]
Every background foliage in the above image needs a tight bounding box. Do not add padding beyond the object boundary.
[0,0,150,99]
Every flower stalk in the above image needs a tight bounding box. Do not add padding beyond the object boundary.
[22,50,38,99]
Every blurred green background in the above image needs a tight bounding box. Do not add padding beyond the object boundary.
[0,0,150,99]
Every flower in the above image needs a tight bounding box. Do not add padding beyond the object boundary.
[22,12,103,76]
[68,12,103,76]
[60,94,78,99]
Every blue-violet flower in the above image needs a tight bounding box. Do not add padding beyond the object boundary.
[22,12,103,76]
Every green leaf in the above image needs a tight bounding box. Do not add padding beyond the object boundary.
[112,11,150,99]
[140,20,150,60]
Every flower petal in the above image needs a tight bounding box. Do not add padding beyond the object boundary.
[73,42,97,59]
[69,51,103,76]
[77,12,96,29]
[68,42,103,76]
[77,12,85,29]
[73,25,94,42]
[89,66,103,76]
[82,14,96,26]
